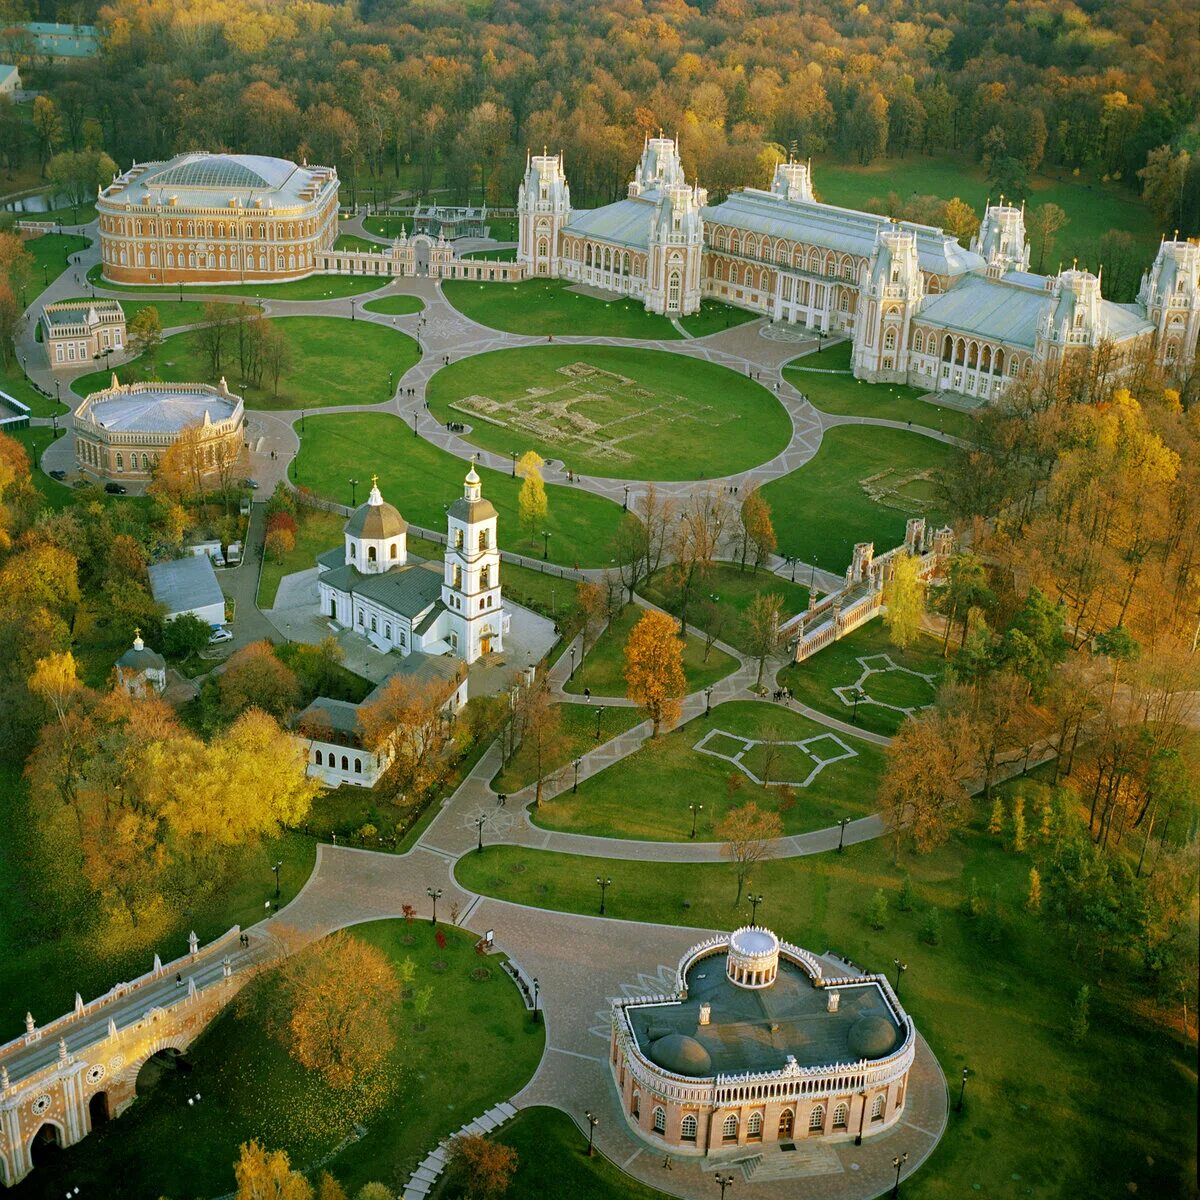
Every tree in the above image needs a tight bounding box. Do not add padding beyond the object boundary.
[235,1141,314,1200]
[1068,984,1090,1044]
[1011,796,1027,851]
[623,608,686,736]
[317,1173,348,1200]
[897,873,915,912]
[1096,230,1141,302]
[737,487,776,571]
[355,1184,394,1200]
[219,641,301,719]
[508,680,566,807]
[28,651,81,727]
[867,888,888,930]
[162,611,211,660]
[883,554,924,649]
[46,148,117,215]
[575,580,607,651]
[715,801,782,904]
[988,797,1005,835]
[127,305,163,370]
[668,486,728,633]
[31,96,63,175]
[940,197,979,244]
[198,302,240,378]
[1138,146,1189,229]
[1029,203,1068,273]
[1026,866,1042,912]
[254,931,400,1089]
[445,1133,518,1200]
[932,554,994,655]
[516,451,548,542]
[920,907,941,945]
[262,320,292,398]
[741,592,785,692]
[693,598,734,663]
[265,526,296,564]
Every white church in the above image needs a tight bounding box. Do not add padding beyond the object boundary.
[315,465,509,664]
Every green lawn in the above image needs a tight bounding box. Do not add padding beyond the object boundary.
[71,316,418,411]
[30,200,98,226]
[786,341,979,440]
[814,154,1159,276]
[363,294,425,316]
[563,604,738,698]
[258,508,345,608]
[641,562,810,655]
[24,231,90,291]
[293,412,625,568]
[363,215,415,240]
[0,360,66,417]
[455,794,1197,1200]
[334,232,389,252]
[461,246,518,261]
[15,921,545,1199]
[425,345,790,481]
[677,299,760,338]
[441,277,682,339]
[431,1106,674,1200]
[86,262,386,300]
[497,558,583,628]
[532,699,884,840]
[761,425,960,572]
[493,702,647,794]
[7,427,75,508]
[488,217,518,241]
[780,622,945,737]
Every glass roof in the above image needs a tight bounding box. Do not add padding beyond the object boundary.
[149,158,273,190]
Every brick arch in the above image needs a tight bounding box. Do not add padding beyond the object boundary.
[26,1117,67,1158]
[115,1031,194,1092]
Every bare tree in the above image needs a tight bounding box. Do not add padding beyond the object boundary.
[716,801,782,904]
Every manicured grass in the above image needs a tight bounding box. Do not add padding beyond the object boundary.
[334,232,389,252]
[677,299,760,338]
[488,217,518,241]
[780,622,945,737]
[363,214,414,240]
[814,154,1159,274]
[461,246,518,261]
[562,604,738,698]
[24,231,90,290]
[492,702,646,794]
[86,262,386,299]
[441,277,682,339]
[455,794,1197,1200]
[29,200,98,226]
[71,316,418,411]
[293,412,625,568]
[761,425,960,572]
[499,558,582,627]
[15,920,544,1199]
[362,294,425,316]
[532,699,884,840]
[426,345,790,481]
[0,360,66,417]
[258,508,344,608]
[786,341,978,440]
[641,562,810,655]
[431,1106,674,1200]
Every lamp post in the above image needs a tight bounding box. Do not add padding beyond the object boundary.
[427,886,442,925]
[349,478,359,506]
[956,1067,969,1113]
[475,812,488,853]
[595,705,605,740]
[837,817,850,853]
[715,1173,735,1199]
[351,298,356,321]
[810,557,817,588]
[272,859,283,897]
[387,369,393,397]
[531,977,540,1023]
[411,409,417,437]
[596,876,611,916]
[704,685,714,717]
[893,959,907,996]
[788,555,798,582]
[851,686,864,724]
[689,802,703,839]
[569,645,576,678]
[541,529,550,560]
[855,1089,867,1145]
[749,893,764,925]
[892,1152,908,1197]
[584,1110,599,1156]
[572,757,582,793]
[623,484,629,511]
[301,409,306,433]
[511,449,517,477]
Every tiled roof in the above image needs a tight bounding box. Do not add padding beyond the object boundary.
[321,561,442,620]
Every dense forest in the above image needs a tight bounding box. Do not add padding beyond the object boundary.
[1,0,1199,235]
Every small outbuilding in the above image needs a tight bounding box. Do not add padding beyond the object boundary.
[148,555,226,627]
[114,630,167,696]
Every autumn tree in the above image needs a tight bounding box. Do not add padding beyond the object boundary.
[932,554,994,655]
[508,679,566,807]
[316,1173,348,1200]
[262,321,292,398]
[736,487,776,571]
[883,553,925,650]
[446,1133,518,1200]
[234,1140,314,1200]
[1029,203,1068,273]
[623,608,686,736]
[219,641,301,719]
[716,801,783,904]
[668,486,729,632]
[612,484,675,603]
[515,451,548,543]
[575,580,607,650]
[694,598,734,662]
[741,592,785,692]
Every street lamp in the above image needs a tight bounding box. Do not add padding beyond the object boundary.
[892,1152,908,1197]
[837,817,850,853]
[511,449,518,477]
[704,685,714,717]
[474,812,488,853]
[349,478,359,506]
[301,409,306,433]
[749,893,764,925]
[851,686,864,724]
[595,705,605,740]
[411,409,418,437]
[272,859,283,897]
[689,802,703,839]
[596,876,611,916]
[351,298,357,321]
[715,1173,735,1199]
[572,757,582,793]
[893,959,907,996]
[956,1067,969,1113]
[569,644,576,678]
[387,369,393,397]
[622,484,629,511]
[584,1109,599,1156]
[541,529,550,559]
[427,886,442,925]
[531,977,540,1023]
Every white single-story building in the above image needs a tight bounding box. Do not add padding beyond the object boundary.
[0,65,20,96]
[148,555,226,626]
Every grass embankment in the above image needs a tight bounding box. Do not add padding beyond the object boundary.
[677,299,759,337]
[362,294,425,316]
[85,262,385,300]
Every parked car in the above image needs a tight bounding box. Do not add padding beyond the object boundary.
[208,626,233,644]
[104,482,127,495]
[48,469,66,481]
[243,478,260,490]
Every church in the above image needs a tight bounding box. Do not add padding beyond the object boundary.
[518,136,1199,399]
[315,465,509,665]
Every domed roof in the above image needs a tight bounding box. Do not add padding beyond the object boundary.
[345,478,406,541]
[647,1033,712,1077]
[117,632,165,671]
[847,1014,898,1061]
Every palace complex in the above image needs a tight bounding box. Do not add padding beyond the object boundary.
[610,927,915,1156]
[518,136,1200,398]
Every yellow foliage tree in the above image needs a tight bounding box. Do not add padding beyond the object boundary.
[515,450,548,542]
[234,1140,314,1200]
[623,608,686,736]
[883,552,925,649]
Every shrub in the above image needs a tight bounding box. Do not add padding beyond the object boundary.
[1069,984,1090,1044]
[867,888,888,930]
[920,907,941,945]
[897,873,915,912]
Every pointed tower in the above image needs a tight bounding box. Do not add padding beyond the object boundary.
[852,225,925,383]
[443,464,504,662]
[769,159,815,204]
[971,201,1030,277]
[644,183,705,316]
[1138,238,1200,379]
[1034,266,1106,375]
[628,134,686,198]
[517,151,571,277]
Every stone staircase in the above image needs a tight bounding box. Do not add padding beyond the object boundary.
[402,1100,519,1199]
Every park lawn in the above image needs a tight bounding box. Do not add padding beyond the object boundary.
[16,920,545,1200]
[425,345,790,481]
[532,699,884,840]
[363,214,415,240]
[71,316,419,411]
[461,246,518,261]
[85,262,386,300]
[455,789,1197,1200]
[258,508,345,608]
[335,232,389,251]
[0,360,66,417]
[563,604,738,698]
[642,562,810,655]
[813,154,1160,271]
[441,277,683,339]
[31,200,98,225]
[293,412,625,568]
[761,425,960,573]
[24,231,90,289]
[431,1106,674,1200]
[492,702,647,795]
[500,558,585,628]
[677,299,760,337]
[488,217,518,240]
[363,294,425,315]
[785,341,978,441]
[779,622,945,737]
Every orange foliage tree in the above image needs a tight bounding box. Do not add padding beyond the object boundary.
[623,608,686,736]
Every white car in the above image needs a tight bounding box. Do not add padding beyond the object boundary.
[208,626,233,644]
